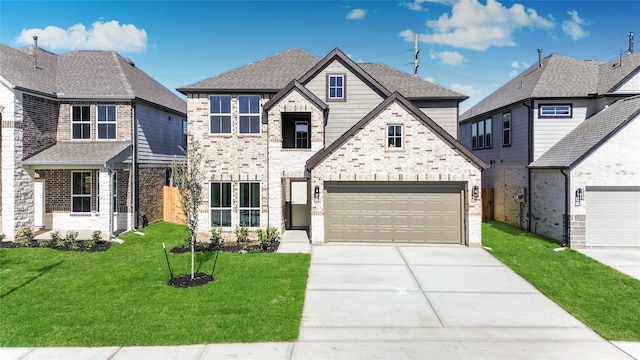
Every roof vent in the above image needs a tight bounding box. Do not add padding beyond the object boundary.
[33,36,39,69]
[537,48,543,67]
[125,58,135,67]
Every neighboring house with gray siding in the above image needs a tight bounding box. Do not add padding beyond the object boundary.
[459,51,640,248]
[179,48,486,246]
[0,44,186,240]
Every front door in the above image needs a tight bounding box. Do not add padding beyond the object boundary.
[290,180,310,229]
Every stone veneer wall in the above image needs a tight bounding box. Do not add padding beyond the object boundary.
[137,165,168,226]
[266,90,325,231]
[309,101,483,245]
[186,94,269,234]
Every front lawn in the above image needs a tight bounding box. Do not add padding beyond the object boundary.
[483,221,640,341]
[0,222,310,347]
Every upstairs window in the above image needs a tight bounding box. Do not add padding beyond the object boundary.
[182,119,188,149]
[210,95,231,133]
[471,118,492,150]
[97,105,117,139]
[295,121,309,149]
[327,74,346,101]
[239,95,261,134]
[539,104,572,118]
[72,105,91,140]
[387,124,403,148]
[502,112,512,146]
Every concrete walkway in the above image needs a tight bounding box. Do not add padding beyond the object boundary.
[1,244,637,359]
[576,247,640,281]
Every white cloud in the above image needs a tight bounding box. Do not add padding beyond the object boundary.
[16,20,147,52]
[561,10,589,40]
[403,0,555,51]
[450,83,480,97]
[429,50,465,65]
[400,29,415,42]
[347,8,366,20]
[405,0,454,11]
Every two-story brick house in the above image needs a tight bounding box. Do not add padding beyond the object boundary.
[0,44,187,240]
[459,51,640,248]
[179,48,486,245]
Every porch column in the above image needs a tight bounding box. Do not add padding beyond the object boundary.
[97,168,111,236]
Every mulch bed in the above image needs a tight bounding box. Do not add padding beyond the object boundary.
[167,272,214,288]
[170,241,280,254]
[0,239,111,252]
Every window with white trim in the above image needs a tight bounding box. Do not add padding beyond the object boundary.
[502,112,511,146]
[327,74,345,101]
[239,182,260,227]
[211,182,231,227]
[539,104,572,118]
[295,121,309,148]
[97,105,117,139]
[387,124,403,148]
[72,171,91,212]
[238,95,261,134]
[72,105,91,140]
[210,95,231,133]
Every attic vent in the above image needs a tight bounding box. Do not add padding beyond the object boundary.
[125,58,135,67]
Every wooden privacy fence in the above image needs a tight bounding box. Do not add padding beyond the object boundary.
[163,186,186,224]
[482,188,494,222]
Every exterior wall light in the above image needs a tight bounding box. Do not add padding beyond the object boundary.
[575,188,584,205]
[472,185,480,200]
[314,185,320,202]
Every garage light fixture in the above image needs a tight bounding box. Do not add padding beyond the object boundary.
[314,185,320,202]
[472,185,479,200]
[575,188,584,205]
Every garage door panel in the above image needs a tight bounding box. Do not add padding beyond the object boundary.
[586,188,640,247]
[325,182,463,244]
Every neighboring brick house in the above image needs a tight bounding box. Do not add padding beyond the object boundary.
[0,44,187,240]
[178,48,486,245]
[459,51,640,248]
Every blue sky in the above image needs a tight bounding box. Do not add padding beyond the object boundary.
[1,0,638,111]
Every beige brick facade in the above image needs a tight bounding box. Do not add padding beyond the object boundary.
[309,100,483,245]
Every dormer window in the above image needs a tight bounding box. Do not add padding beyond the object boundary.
[327,74,346,101]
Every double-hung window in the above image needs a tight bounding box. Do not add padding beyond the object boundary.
[484,118,492,148]
[295,121,309,148]
[387,124,403,148]
[210,95,231,133]
[72,171,91,212]
[239,95,261,134]
[211,182,231,227]
[502,112,512,146]
[72,105,91,140]
[97,105,117,139]
[327,74,345,101]
[239,182,260,227]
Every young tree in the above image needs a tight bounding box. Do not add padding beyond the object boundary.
[171,138,204,280]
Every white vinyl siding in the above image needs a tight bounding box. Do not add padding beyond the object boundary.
[305,61,384,144]
[534,101,587,161]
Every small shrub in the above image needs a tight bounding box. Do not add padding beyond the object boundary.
[210,227,223,246]
[92,231,102,242]
[0,233,5,241]
[234,225,249,246]
[17,227,35,247]
[54,238,65,248]
[38,239,50,248]
[65,231,77,242]
[70,241,79,251]
[265,226,280,243]
[50,230,61,243]
[85,240,95,249]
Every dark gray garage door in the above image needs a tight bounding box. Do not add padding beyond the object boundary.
[324,182,463,243]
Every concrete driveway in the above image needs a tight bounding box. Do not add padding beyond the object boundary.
[2,244,637,360]
[294,244,635,359]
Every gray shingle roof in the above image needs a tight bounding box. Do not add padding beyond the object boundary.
[461,52,640,121]
[178,48,465,100]
[23,142,132,166]
[530,95,640,169]
[0,44,185,114]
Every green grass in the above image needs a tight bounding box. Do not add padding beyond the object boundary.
[483,221,640,341]
[0,222,310,347]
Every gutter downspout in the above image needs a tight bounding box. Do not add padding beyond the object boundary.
[131,102,138,230]
[524,99,533,231]
[560,168,570,247]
